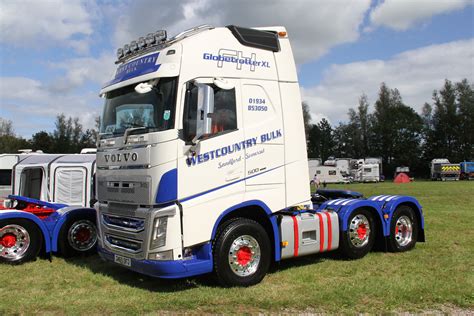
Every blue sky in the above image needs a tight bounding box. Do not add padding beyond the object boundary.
[0,0,473,138]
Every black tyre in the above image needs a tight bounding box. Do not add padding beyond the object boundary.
[339,209,375,259]
[213,218,271,287]
[0,219,42,264]
[58,214,97,257]
[388,205,418,252]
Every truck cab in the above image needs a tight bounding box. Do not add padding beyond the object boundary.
[96,25,309,282]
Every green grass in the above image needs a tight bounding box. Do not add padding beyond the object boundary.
[1,181,473,314]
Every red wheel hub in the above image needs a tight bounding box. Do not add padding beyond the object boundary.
[357,224,367,239]
[74,228,91,243]
[395,224,407,235]
[236,246,252,266]
[1,233,17,248]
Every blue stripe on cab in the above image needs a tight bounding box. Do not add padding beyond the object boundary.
[156,168,178,204]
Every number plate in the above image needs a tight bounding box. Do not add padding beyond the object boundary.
[114,254,131,267]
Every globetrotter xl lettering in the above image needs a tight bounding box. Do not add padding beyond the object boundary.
[186,129,282,166]
[203,48,270,72]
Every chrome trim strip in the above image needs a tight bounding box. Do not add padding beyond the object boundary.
[105,235,141,254]
[102,214,145,233]
[97,164,151,170]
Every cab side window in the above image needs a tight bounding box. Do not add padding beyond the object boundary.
[212,87,237,133]
[182,83,199,143]
[182,81,237,143]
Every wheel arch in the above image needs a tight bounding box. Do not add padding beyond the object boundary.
[51,207,96,252]
[0,211,52,254]
[211,200,280,262]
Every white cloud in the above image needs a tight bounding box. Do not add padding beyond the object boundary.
[370,0,472,31]
[301,39,474,125]
[1,77,102,136]
[0,0,95,51]
[112,0,371,64]
[48,53,116,93]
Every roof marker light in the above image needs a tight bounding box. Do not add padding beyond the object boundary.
[116,48,124,59]
[138,37,146,49]
[154,30,167,42]
[123,44,130,54]
[130,40,138,51]
[145,33,155,45]
[278,31,287,37]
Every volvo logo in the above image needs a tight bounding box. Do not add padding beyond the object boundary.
[104,152,138,163]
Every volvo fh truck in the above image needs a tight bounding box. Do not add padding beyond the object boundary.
[95,25,424,286]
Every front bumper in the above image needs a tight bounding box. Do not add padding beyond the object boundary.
[98,244,213,279]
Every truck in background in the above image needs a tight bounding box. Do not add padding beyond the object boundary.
[0,152,42,200]
[0,154,98,264]
[460,161,474,180]
[93,25,424,286]
[430,158,460,181]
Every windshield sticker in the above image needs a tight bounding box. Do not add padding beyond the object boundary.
[163,110,171,120]
[105,125,116,133]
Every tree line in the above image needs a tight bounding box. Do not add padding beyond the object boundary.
[0,114,97,154]
[304,79,474,178]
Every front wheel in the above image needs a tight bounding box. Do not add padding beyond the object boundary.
[213,218,271,287]
[339,209,376,259]
[0,219,42,264]
[58,214,97,257]
[388,206,418,252]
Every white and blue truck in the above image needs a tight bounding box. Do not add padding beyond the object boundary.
[95,25,425,286]
[0,154,98,263]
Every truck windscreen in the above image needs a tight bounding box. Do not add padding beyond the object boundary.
[100,77,177,138]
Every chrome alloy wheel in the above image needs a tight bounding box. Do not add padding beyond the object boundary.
[349,214,371,248]
[394,215,413,247]
[67,220,97,252]
[0,225,30,260]
[228,235,261,277]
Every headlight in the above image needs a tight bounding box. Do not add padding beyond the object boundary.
[150,216,168,249]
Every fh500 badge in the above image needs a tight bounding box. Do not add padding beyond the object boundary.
[104,152,138,163]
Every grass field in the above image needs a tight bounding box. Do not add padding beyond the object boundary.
[1,181,473,314]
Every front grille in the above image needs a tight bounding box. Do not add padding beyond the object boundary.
[105,234,141,253]
[102,214,145,232]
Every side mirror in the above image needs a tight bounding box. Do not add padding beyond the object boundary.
[193,83,214,143]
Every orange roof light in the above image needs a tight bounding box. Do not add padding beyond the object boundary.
[278,31,287,37]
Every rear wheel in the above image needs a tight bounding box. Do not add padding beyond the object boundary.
[388,205,418,252]
[58,214,97,257]
[339,209,375,259]
[213,218,271,287]
[0,219,42,264]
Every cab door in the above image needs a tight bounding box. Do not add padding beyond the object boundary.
[177,78,245,246]
[241,80,285,207]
